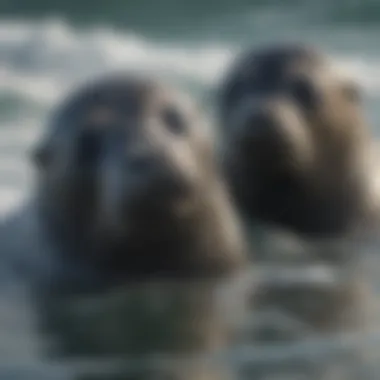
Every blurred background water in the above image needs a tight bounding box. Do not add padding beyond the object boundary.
[2,1,380,379]
[2,0,380,214]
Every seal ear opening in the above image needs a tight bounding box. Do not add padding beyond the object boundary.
[31,143,52,169]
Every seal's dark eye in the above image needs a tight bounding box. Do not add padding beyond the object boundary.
[76,130,103,165]
[162,107,186,135]
[288,77,318,109]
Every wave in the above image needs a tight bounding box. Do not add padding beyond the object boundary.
[0,19,234,108]
[1,18,380,213]
[2,19,380,110]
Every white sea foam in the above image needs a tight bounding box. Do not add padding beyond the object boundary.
[1,19,380,105]
[0,188,25,217]
[1,18,380,215]
[0,19,234,107]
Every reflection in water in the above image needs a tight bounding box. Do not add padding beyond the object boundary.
[2,201,380,380]
[34,277,249,380]
[30,242,380,380]
[2,221,380,379]
[234,233,378,380]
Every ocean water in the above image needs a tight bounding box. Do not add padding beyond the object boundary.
[2,1,380,379]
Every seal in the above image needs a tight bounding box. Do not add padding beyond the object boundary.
[218,43,377,238]
[215,44,380,380]
[25,73,246,290]
[0,75,249,380]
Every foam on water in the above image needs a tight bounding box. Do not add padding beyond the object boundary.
[2,19,380,106]
[1,18,380,214]
[0,19,233,107]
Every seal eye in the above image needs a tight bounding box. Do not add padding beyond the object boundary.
[76,129,103,165]
[288,77,318,109]
[162,107,186,135]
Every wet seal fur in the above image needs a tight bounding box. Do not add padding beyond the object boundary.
[217,43,379,239]
[0,75,250,380]
[3,73,246,292]
[216,44,380,379]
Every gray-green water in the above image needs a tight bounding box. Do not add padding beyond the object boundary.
[2,1,380,379]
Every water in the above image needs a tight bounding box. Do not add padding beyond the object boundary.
[2,1,380,379]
